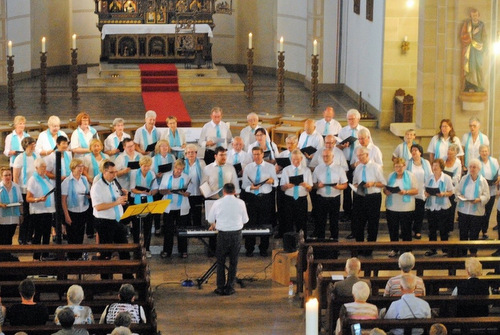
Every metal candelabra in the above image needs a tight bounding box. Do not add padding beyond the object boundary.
[70,48,80,101]
[246,48,254,99]
[277,51,285,106]
[7,56,15,110]
[310,54,319,108]
[40,52,48,105]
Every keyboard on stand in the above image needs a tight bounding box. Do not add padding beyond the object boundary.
[178,227,272,237]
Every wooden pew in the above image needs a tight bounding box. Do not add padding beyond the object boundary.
[329,295,500,335]
[341,317,500,335]
[3,323,157,335]
[297,238,500,299]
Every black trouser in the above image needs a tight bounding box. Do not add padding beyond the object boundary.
[244,191,273,253]
[216,230,242,290]
[482,195,495,234]
[32,213,54,260]
[163,210,188,255]
[19,194,33,243]
[132,214,153,251]
[66,211,88,260]
[352,193,381,243]
[447,195,456,232]
[412,198,425,235]
[282,195,308,237]
[387,210,413,251]
[458,212,482,254]
[313,195,340,239]
[342,163,354,218]
[188,195,204,227]
[0,224,17,245]
[85,199,95,237]
[427,209,449,253]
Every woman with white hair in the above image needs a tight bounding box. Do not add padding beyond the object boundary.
[335,281,378,335]
[134,110,159,155]
[35,115,68,156]
[478,145,499,239]
[3,115,30,167]
[104,118,131,160]
[54,284,94,325]
[455,158,489,256]
[26,157,55,260]
[451,258,490,317]
[383,252,425,296]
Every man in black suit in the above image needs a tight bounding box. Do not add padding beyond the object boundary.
[451,258,490,317]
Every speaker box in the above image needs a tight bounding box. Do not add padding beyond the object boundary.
[283,232,298,253]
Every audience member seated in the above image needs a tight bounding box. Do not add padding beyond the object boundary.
[369,328,386,335]
[111,326,132,335]
[451,258,490,317]
[383,274,431,335]
[383,252,425,297]
[54,285,94,325]
[108,312,138,335]
[100,284,146,324]
[332,258,371,298]
[5,279,49,326]
[429,323,447,335]
[52,307,90,335]
[335,281,378,335]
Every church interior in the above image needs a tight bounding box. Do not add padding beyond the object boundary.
[1,0,500,334]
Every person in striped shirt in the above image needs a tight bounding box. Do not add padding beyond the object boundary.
[383,252,426,297]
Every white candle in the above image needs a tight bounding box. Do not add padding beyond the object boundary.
[248,32,253,49]
[42,37,46,53]
[305,298,319,335]
[279,36,284,52]
[72,34,77,49]
[313,40,318,56]
[404,35,408,42]
[8,41,12,57]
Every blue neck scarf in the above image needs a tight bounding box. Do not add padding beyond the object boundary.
[458,174,480,211]
[1,185,20,217]
[67,175,89,208]
[33,172,52,207]
[184,159,202,184]
[428,177,446,206]
[167,174,185,206]
[59,151,71,177]
[407,158,431,181]
[124,153,139,181]
[464,132,484,167]
[169,129,181,147]
[77,126,96,149]
[142,128,158,148]
[480,157,497,180]
[47,130,62,149]
[91,152,106,178]
[386,171,411,207]
[22,152,37,185]
[10,132,29,165]
[133,170,154,204]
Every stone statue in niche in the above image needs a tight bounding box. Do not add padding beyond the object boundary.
[109,0,122,12]
[461,8,487,93]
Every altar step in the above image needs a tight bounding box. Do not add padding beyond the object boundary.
[79,62,244,93]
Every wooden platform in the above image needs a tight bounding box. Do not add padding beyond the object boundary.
[79,62,244,93]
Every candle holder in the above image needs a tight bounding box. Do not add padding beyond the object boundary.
[277,51,285,106]
[246,48,254,99]
[310,55,319,108]
[40,52,48,105]
[70,48,80,101]
[7,56,16,110]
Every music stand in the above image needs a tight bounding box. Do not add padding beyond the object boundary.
[196,258,244,289]
[121,200,171,250]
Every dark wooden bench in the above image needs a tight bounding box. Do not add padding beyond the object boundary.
[340,317,500,335]
[329,295,500,335]
[297,235,500,298]
[3,323,157,335]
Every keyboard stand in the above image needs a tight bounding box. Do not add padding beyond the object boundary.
[196,261,244,289]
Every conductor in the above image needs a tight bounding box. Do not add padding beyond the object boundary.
[207,183,249,296]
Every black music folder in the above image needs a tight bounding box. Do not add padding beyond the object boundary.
[127,161,140,170]
[289,174,304,186]
[44,188,55,197]
[263,150,272,160]
[134,186,150,192]
[300,146,317,156]
[145,142,157,152]
[323,183,337,187]
[157,163,172,173]
[276,157,291,168]
[442,170,454,177]
[170,188,188,195]
[247,176,269,187]
[385,185,401,194]
[487,171,498,186]
[425,187,440,196]
[233,163,242,175]
[117,141,124,152]
[339,136,357,146]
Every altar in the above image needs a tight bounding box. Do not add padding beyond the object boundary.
[100,24,213,63]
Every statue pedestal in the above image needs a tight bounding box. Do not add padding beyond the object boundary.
[459,91,487,111]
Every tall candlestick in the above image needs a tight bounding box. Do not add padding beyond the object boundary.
[8,41,12,57]
[305,298,319,335]
[404,35,408,42]
[72,34,77,49]
[313,39,318,56]
[279,36,284,52]
[42,37,46,53]
[248,32,253,49]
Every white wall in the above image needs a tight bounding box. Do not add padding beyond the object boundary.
[71,0,100,65]
[277,0,307,75]
[6,0,31,73]
[341,0,384,109]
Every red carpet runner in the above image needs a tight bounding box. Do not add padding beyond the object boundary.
[139,64,191,127]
